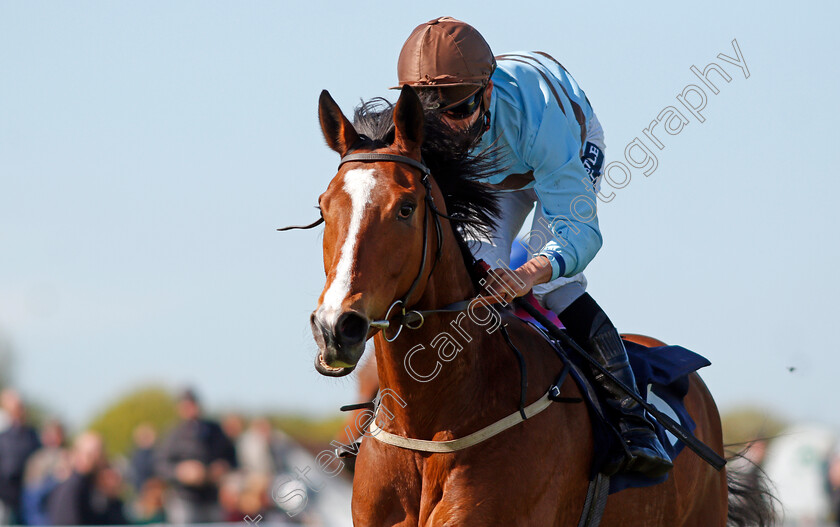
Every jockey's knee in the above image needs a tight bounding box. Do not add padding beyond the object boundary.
[535,279,587,315]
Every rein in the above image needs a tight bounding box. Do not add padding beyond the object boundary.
[338,152,465,343]
[276,150,473,340]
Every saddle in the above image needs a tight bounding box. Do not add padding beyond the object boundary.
[521,304,711,493]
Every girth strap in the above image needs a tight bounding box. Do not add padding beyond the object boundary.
[577,473,610,527]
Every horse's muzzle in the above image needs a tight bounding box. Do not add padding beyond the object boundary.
[311,310,369,376]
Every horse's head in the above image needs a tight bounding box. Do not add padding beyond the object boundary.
[312,86,437,377]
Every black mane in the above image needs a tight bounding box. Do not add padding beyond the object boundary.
[352,98,503,278]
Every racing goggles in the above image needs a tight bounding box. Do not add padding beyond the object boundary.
[440,87,485,119]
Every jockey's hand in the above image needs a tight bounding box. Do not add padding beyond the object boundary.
[480,256,553,305]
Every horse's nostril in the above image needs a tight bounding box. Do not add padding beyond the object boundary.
[336,312,368,345]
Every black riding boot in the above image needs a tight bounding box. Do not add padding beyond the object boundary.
[557,293,673,478]
[588,323,673,477]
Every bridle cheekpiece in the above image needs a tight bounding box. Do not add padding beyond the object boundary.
[338,152,446,342]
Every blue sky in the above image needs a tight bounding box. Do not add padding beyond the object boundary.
[1,1,838,430]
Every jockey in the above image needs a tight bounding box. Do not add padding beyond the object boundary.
[395,17,672,478]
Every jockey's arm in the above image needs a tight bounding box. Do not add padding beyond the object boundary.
[482,100,603,302]
[529,99,603,282]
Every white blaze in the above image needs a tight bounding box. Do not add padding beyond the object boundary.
[320,168,377,325]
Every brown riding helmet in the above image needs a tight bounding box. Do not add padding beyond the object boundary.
[395,17,495,110]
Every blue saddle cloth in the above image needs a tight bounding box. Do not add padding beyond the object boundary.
[611,340,710,493]
[532,325,711,494]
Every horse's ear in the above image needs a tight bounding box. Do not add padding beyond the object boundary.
[319,90,359,156]
[393,85,424,156]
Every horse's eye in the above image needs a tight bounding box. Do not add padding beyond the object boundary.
[398,203,416,219]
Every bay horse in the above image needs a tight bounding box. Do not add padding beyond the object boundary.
[306,85,772,526]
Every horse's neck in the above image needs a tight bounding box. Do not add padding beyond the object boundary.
[372,237,504,439]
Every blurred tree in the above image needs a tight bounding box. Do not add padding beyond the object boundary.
[269,414,345,443]
[721,406,787,446]
[87,386,177,456]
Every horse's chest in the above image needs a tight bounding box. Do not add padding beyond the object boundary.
[353,448,492,525]
[415,453,527,525]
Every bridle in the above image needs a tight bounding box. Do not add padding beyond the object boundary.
[278,148,481,341]
[284,147,545,428]
[337,152,471,342]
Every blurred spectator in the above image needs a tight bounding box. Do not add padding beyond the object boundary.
[239,473,271,521]
[154,389,236,524]
[129,478,166,524]
[128,423,157,493]
[238,417,291,477]
[763,423,837,524]
[0,389,41,524]
[218,472,246,522]
[93,467,127,525]
[829,447,840,525]
[218,472,272,524]
[21,419,71,525]
[0,409,9,435]
[221,414,245,444]
[47,431,126,525]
